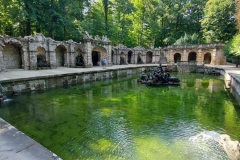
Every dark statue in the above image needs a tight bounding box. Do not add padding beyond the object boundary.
[139,64,180,86]
[76,55,84,66]
[37,54,50,68]
[120,57,125,65]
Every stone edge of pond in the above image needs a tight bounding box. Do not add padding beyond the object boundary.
[205,64,240,106]
[0,65,158,95]
[0,118,62,160]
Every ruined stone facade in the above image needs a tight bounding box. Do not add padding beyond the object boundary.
[163,44,226,65]
[0,33,226,71]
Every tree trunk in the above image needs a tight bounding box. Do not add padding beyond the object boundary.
[25,1,31,35]
[51,0,55,39]
[103,0,109,37]
[236,57,239,68]
[36,23,41,33]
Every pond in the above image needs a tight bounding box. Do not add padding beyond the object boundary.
[0,73,240,160]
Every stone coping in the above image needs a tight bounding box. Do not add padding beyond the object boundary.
[0,64,159,83]
[205,64,240,78]
[0,118,62,160]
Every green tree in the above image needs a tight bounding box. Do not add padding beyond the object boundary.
[235,0,240,32]
[201,0,236,43]
[224,34,240,67]
[174,33,199,45]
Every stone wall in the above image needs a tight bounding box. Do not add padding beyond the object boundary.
[230,75,240,105]
[204,66,240,105]
[162,44,226,65]
[0,33,226,72]
[0,66,155,95]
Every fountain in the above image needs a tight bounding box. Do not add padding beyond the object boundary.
[190,131,240,160]
[139,64,180,86]
[189,131,221,142]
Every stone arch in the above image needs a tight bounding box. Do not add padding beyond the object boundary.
[204,52,212,64]
[55,45,67,67]
[188,52,197,62]
[137,53,143,64]
[92,46,107,66]
[2,42,23,69]
[37,47,46,55]
[146,51,153,63]
[75,49,85,67]
[120,52,125,65]
[128,50,133,64]
[174,53,181,63]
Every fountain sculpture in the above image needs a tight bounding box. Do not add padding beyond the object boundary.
[139,64,180,86]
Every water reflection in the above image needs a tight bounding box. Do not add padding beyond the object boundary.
[0,73,239,159]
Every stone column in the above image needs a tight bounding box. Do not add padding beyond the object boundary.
[169,49,174,64]
[69,43,75,67]
[29,51,37,70]
[197,49,203,65]
[131,51,134,64]
[85,41,92,68]
[113,50,116,65]
[143,52,146,64]
[0,45,5,71]
[70,52,75,67]
[22,48,30,70]
[116,50,120,65]
[182,50,188,61]
[134,51,138,64]
[107,44,112,66]
[49,51,57,68]
[65,52,70,67]
[153,50,157,64]
[211,49,217,65]
[48,40,57,68]
[125,52,128,64]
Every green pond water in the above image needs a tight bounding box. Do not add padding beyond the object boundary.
[0,73,240,160]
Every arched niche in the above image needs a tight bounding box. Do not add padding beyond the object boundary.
[92,46,107,66]
[3,43,23,69]
[55,45,67,67]
[174,53,181,63]
[204,53,212,64]
[146,51,153,63]
[137,53,143,64]
[75,49,85,67]
[36,47,49,67]
[128,51,133,64]
[188,52,197,62]
[120,52,125,65]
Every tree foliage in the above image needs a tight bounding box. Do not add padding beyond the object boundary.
[224,34,240,66]
[235,0,240,32]
[174,33,199,45]
[201,0,236,43]
[0,0,238,48]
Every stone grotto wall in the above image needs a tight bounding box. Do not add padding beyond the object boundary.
[0,33,226,72]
